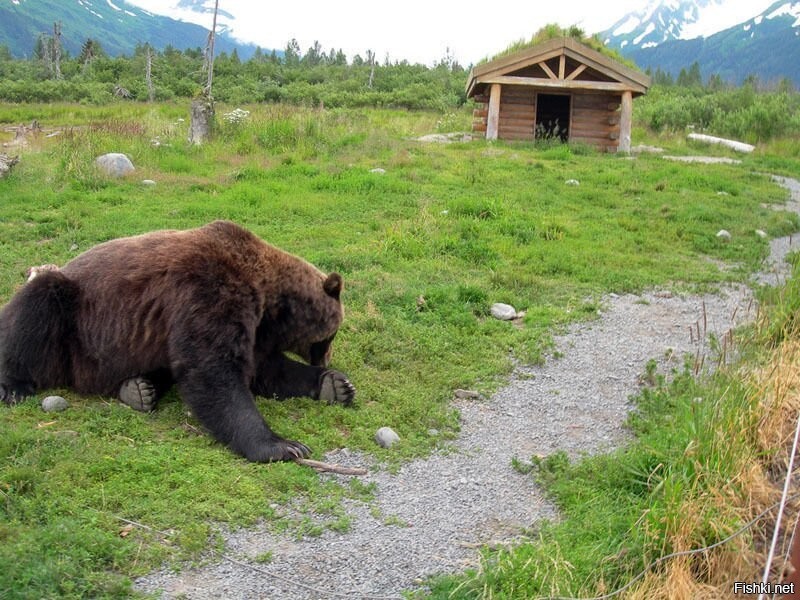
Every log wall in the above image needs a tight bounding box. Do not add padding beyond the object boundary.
[470,88,624,151]
[498,85,536,141]
[570,92,622,152]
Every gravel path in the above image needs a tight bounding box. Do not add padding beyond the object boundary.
[135,175,800,600]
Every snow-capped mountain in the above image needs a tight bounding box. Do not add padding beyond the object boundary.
[619,0,800,84]
[0,0,258,58]
[603,0,777,51]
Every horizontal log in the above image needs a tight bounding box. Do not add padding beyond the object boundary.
[473,94,488,103]
[472,123,487,133]
[500,125,533,137]
[572,95,618,107]
[473,108,488,118]
[570,127,618,138]
[500,132,535,141]
[500,110,536,120]
[573,107,618,120]
[477,75,647,94]
[499,117,535,128]
[501,89,536,100]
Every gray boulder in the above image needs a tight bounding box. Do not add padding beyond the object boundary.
[95,153,135,177]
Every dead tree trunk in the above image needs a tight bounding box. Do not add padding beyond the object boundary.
[145,46,155,102]
[189,0,218,145]
[0,154,19,179]
[53,22,62,80]
[188,97,214,145]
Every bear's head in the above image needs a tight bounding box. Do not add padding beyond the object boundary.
[284,272,344,368]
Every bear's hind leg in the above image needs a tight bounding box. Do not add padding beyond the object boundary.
[119,377,157,412]
[118,369,172,412]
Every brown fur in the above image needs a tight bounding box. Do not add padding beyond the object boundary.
[0,221,355,461]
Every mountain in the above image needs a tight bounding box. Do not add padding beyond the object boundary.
[602,0,800,85]
[602,0,775,51]
[0,0,258,59]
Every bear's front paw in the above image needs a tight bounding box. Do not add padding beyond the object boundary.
[119,377,157,412]
[246,439,312,462]
[319,370,355,406]
[1,381,34,405]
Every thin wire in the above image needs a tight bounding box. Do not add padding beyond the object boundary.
[759,410,800,600]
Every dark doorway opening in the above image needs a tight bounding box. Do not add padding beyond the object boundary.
[535,94,571,142]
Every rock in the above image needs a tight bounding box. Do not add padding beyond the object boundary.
[565,179,580,186]
[716,230,732,242]
[454,389,481,400]
[375,427,400,449]
[42,395,68,412]
[491,303,517,321]
[95,153,135,177]
[370,168,386,174]
[756,229,768,239]
[142,179,157,186]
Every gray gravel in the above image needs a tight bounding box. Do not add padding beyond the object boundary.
[134,176,800,600]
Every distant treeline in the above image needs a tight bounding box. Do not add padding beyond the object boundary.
[1,37,798,143]
[638,61,800,143]
[0,39,467,109]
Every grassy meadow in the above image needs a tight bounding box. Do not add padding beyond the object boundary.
[0,101,799,598]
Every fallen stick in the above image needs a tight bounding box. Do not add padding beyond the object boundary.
[294,458,367,476]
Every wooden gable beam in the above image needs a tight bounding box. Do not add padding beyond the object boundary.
[538,61,558,80]
[558,55,566,79]
[566,64,587,81]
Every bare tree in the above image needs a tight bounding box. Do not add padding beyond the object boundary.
[189,0,218,144]
[52,21,62,80]
[145,45,155,102]
[366,49,375,89]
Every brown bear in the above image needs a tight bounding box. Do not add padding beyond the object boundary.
[0,220,355,461]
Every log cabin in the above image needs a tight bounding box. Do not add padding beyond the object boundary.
[466,37,651,152]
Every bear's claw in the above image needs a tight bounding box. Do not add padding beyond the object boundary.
[319,370,355,406]
[247,439,311,462]
[118,376,157,412]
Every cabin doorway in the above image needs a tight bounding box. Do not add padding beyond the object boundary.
[535,94,570,142]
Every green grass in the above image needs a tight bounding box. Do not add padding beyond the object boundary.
[0,102,795,598]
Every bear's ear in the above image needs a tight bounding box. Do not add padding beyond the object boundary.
[323,273,343,300]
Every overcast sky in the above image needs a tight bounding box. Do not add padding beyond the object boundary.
[125,0,646,65]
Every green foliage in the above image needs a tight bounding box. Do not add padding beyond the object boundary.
[636,82,800,143]
[481,23,637,70]
[0,103,794,597]
[0,41,468,109]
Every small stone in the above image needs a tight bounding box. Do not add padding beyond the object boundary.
[454,389,481,400]
[491,303,517,321]
[755,229,768,239]
[370,168,386,174]
[42,395,68,412]
[142,179,156,186]
[375,426,400,449]
[565,179,580,186]
[69,243,79,252]
[95,153,135,177]
[716,230,732,241]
